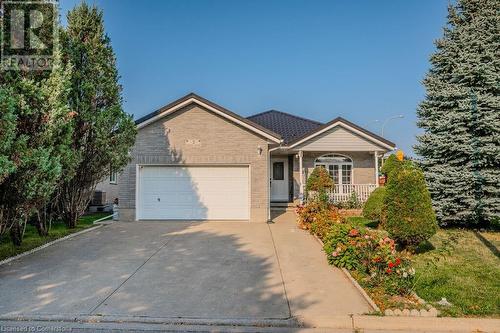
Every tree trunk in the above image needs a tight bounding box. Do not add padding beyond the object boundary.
[59,181,95,229]
[66,210,78,229]
[35,211,49,237]
[10,221,22,246]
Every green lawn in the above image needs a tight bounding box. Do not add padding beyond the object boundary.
[0,212,110,262]
[413,229,500,317]
[345,216,379,228]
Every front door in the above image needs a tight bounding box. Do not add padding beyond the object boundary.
[271,157,289,202]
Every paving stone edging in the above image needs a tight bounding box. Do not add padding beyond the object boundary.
[0,224,105,267]
[383,292,439,317]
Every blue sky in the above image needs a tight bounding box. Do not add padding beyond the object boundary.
[59,0,449,155]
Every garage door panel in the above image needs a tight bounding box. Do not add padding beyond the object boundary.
[138,166,249,220]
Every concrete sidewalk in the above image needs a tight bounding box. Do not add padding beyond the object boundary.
[269,210,373,327]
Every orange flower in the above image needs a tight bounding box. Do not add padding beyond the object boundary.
[348,229,359,237]
[68,111,78,118]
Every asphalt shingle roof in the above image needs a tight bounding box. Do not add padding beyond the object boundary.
[247,110,323,144]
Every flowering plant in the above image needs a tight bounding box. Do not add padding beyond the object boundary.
[323,223,415,295]
[296,199,342,238]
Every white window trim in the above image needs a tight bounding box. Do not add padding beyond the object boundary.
[109,170,118,184]
[314,153,354,185]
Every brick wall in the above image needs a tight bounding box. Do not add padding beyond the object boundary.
[119,104,270,222]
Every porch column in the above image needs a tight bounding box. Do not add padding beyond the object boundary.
[298,150,304,201]
[374,151,379,187]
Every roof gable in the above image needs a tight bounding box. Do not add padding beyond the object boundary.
[135,93,282,143]
[288,117,396,151]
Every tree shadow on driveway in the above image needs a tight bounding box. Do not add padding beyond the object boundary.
[0,221,314,322]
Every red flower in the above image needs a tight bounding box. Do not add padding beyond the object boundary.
[386,268,392,274]
[388,262,395,268]
[395,258,401,266]
[349,229,359,237]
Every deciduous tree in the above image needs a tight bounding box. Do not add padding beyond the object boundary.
[56,3,136,228]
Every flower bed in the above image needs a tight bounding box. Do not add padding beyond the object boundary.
[296,200,431,313]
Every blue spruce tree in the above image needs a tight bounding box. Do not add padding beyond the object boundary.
[415,0,499,227]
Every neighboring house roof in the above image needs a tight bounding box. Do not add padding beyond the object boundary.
[135,93,282,143]
[287,116,396,150]
[247,110,323,144]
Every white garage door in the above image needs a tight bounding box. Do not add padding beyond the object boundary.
[138,166,249,220]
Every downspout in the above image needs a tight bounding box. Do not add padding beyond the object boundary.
[268,141,284,222]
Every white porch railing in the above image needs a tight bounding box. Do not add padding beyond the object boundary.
[329,184,377,203]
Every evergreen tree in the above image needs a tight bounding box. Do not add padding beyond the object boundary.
[383,165,437,248]
[415,0,499,227]
[57,3,136,228]
[0,51,74,244]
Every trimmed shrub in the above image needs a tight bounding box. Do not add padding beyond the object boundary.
[306,167,333,192]
[383,166,437,247]
[381,154,411,178]
[363,187,387,221]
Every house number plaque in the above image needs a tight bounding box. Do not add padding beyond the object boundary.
[185,139,201,146]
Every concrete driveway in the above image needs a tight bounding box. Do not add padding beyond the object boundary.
[0,211,371,327]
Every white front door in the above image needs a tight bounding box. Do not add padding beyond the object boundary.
[270,158,289,202]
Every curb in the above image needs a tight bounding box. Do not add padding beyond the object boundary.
[2,314,499,333]
[0,224,104,267]
[308,230,380,313]
[340,267,381,312]
[0,314,301,328]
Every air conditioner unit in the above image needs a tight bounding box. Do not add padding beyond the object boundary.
[92,190,106,206]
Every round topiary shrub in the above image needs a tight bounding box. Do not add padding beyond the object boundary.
[383,166,437,248]
[306,166,333,203]
[363,186,386,221]
[306,166,333,192]
[381,154,411,179]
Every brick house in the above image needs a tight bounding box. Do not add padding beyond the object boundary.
[101,93,395,222]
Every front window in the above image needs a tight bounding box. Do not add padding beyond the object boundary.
[273,162,284,180]
[110,169,117,184]
[314,154,353,185]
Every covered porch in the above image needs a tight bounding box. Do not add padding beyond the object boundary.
[266,117,396,206]
[270,150,380,204]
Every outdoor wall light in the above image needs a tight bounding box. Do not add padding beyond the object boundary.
[257,146,263,155]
